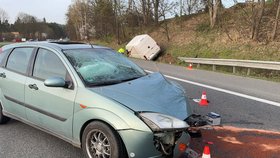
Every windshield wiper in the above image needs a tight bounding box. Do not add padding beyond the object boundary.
[88,76,144,87]
[121,76,142,82]
[88,80,123,87]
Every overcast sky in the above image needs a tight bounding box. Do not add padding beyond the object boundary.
[1,0,72,24]
[0,0,238,25]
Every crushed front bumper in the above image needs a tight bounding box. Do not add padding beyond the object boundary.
[118,129,197,158]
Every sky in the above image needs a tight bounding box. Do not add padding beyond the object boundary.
[0,0,72,24]
[0,0,238,25]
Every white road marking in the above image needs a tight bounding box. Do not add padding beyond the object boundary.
[192,99,201,103]
[145,70,280,107]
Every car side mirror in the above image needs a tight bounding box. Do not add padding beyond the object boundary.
[44,77,67,88]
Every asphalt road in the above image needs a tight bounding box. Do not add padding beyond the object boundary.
[0,119,85,158]
[132,59,280,131]
[0,59,279,157]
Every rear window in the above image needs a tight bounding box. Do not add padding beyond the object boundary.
[6,48,34,74]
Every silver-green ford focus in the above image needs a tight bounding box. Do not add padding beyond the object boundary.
[0,42,192,158]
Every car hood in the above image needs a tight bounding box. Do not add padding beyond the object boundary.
[89,72,189,120]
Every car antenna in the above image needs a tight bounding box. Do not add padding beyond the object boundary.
[85,39,94,48]
[88,41,94,48]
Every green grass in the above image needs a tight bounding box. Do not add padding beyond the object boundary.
[158,37,280,82]
[164,41,280,62]
[0,42,12,47]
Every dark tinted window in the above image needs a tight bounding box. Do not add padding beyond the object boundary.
[6,48,33,74]
[33,49,67,80]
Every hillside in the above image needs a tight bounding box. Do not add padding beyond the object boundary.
[89,3,280,81]
[95,3,280,64]
[149,4,280,64]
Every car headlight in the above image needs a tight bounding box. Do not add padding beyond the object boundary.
[139,112,189,132]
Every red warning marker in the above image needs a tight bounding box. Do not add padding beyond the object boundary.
[202,145,211,158]
[187,63,193,70]
[199,91,209,106]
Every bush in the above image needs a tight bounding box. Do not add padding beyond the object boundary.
[196,23,210,33]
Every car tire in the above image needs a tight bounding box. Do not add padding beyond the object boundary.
[82,121,126,158]
[0,104,10,124]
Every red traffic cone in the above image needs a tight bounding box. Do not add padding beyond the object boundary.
[199,91,209,106]
[202,145,211,158]
[187,63,193,70]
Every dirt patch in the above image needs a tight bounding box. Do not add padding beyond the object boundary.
[190,126,280,158]
[157,53,178,64]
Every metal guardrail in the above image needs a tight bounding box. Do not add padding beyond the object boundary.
[178,57,280,75]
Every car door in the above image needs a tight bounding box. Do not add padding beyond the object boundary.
[0,47,34,119]
[25,48,76,139]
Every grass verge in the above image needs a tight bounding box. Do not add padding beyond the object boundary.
[0,42,12,47]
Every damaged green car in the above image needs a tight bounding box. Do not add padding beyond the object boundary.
[0,42,192,158]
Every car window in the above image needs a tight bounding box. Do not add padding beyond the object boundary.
[6,48,34,74]
[0,49,7,62]
[0,49,10,66]
[33,48,67,80]
[64,48,146,86]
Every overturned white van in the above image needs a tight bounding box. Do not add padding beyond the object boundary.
[126,34,161,60]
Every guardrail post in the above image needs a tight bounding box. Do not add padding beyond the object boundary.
[233,66,236,73]
[247,68,251,76]
[213,65,216,71]
[197,63,200,68]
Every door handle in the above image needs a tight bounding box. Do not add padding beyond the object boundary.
[0,72,6,78]
[28,84,38,90]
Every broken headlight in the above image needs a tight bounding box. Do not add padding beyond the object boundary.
[139,112,189,132]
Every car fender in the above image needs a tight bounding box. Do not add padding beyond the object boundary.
[72,107,151,145]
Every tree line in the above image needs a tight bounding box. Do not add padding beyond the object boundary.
[66,0,280,43]
[0,8,66,41]
[66,0,206,43]
[1,0,279,43]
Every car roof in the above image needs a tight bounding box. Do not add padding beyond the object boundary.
[1,41,112,51]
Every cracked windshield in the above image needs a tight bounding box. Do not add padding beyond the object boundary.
[64,49,146,86]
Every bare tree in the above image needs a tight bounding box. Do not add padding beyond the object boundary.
[251,0,265,41]
[114,0,123,44]
[153,0,160,24]
[140,0,153,25]
[141,0,148,24]
[208,0,221,28]
[272,0,280,40]
[0,8,9,23]
[158,0,176,41]
[66,4,82,40]
[67,0,91,40]
[128,0,133,10]
[185,0,200,15]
